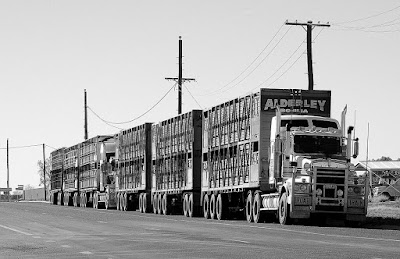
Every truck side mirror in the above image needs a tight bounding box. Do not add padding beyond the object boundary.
[353,138,359,159]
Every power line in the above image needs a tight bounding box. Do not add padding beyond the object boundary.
[183,84,202,109]
[87,107,124,130]
[255,27,326,90]
[251,37,305,91]
[333,4,400,25]
[214,26,293,95]
[197,23,287,97]
[0,144,42,150]
[88,82,177,125]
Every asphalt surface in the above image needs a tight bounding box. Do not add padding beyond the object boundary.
[0,201,399,259]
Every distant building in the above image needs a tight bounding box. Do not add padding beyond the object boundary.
[355,161,400,199]
[23,187,49,201]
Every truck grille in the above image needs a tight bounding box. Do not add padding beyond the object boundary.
[316,168,345,185]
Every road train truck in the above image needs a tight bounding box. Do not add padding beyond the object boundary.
[50,135,117,208]
[151,110,203,216]
[50,147,65,205]
[114,123,153,212]
[201,88,368,225]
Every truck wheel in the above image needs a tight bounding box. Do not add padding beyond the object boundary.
[153,194,158,214]
[246,192,253,223]
[216,193,224,220]
[142,194,148,213]
[188,193,194,218]
[253,192,262,223]
[162,193,168,215]
[183,193,189,217]
[210,194,216,219]
[203,194,210,219]
[93,193,97,209]
[123,193,128,211]
[279,192,291,225]
[139,193,143,213]
[157,193,163,215]
[116,193,120,211]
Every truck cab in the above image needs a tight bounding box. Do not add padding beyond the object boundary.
[267,113,368,225]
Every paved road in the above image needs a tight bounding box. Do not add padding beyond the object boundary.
[0,202,399,259]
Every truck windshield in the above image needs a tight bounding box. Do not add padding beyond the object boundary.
[294,135,341,156]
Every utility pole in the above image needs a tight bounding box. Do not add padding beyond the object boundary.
[165,36,195,114]
[84,89,88,140]
[7,139,9,202]
[43,144,46,201]
[285,20,330,90]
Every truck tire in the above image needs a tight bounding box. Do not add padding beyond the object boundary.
[162,193,168,215]
[139,193,143,213]
[183,193,189,217]
[157,193,163,215]
[210,194,216,219]
[203,194,210,219]
[116,193,120,211]
[216,193,224,220]
[93,193,98,209]
[142,194,148,213]
[153,194,158,214]
[246,192,253,223]
[279,192,291,225]
[253,192,262,223]
[188,193,194,218]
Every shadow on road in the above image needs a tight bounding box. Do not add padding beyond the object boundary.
[362,217,400,230]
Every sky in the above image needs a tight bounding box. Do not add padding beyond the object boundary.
[0,1,399,190]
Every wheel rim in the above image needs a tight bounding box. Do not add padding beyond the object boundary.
[183,194,188,217]
[203,195,210,219]
[279,193,290,225]
[142,194,147,213]
[188,194,194,217]
[162,194,168,215]
[246,192,253,223]
[216,194,223,220]
[139,193,143,213]
[210,194,216,219]
[153,194,158,214]
[253,193,261,223]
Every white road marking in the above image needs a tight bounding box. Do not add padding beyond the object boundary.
[32,236,41,239]
[80,251,93,255]
[61,245,71,248]
[0,224,33,236]
[97,221,107,224]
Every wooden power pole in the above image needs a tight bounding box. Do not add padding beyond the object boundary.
[84,89,88,140]
[285,20,330,90]
[166,36,195,114]
[7,139,10,202]
[43,143,46,201]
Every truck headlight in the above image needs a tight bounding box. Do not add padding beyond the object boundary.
[304,163,311,171]
[316,188,322,196]
[300,184,307,192]
[337,189,343,197]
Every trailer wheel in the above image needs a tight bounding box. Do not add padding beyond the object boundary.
[116,193,120,211]
[162,193,168,215]
[216,193,225,220]
[203,194,210,219]
[183,193,189,217]
[188,193,194,218]
[138,193,143,213]
[210,194,216,219]
[93,193,97,209]
[279,192,291,225]
[153,194,158,214]
[157,193,163,215]
[245,192,253,223]
[123,193,128,211]
[253,192,262,223]
[142,193,148,213]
